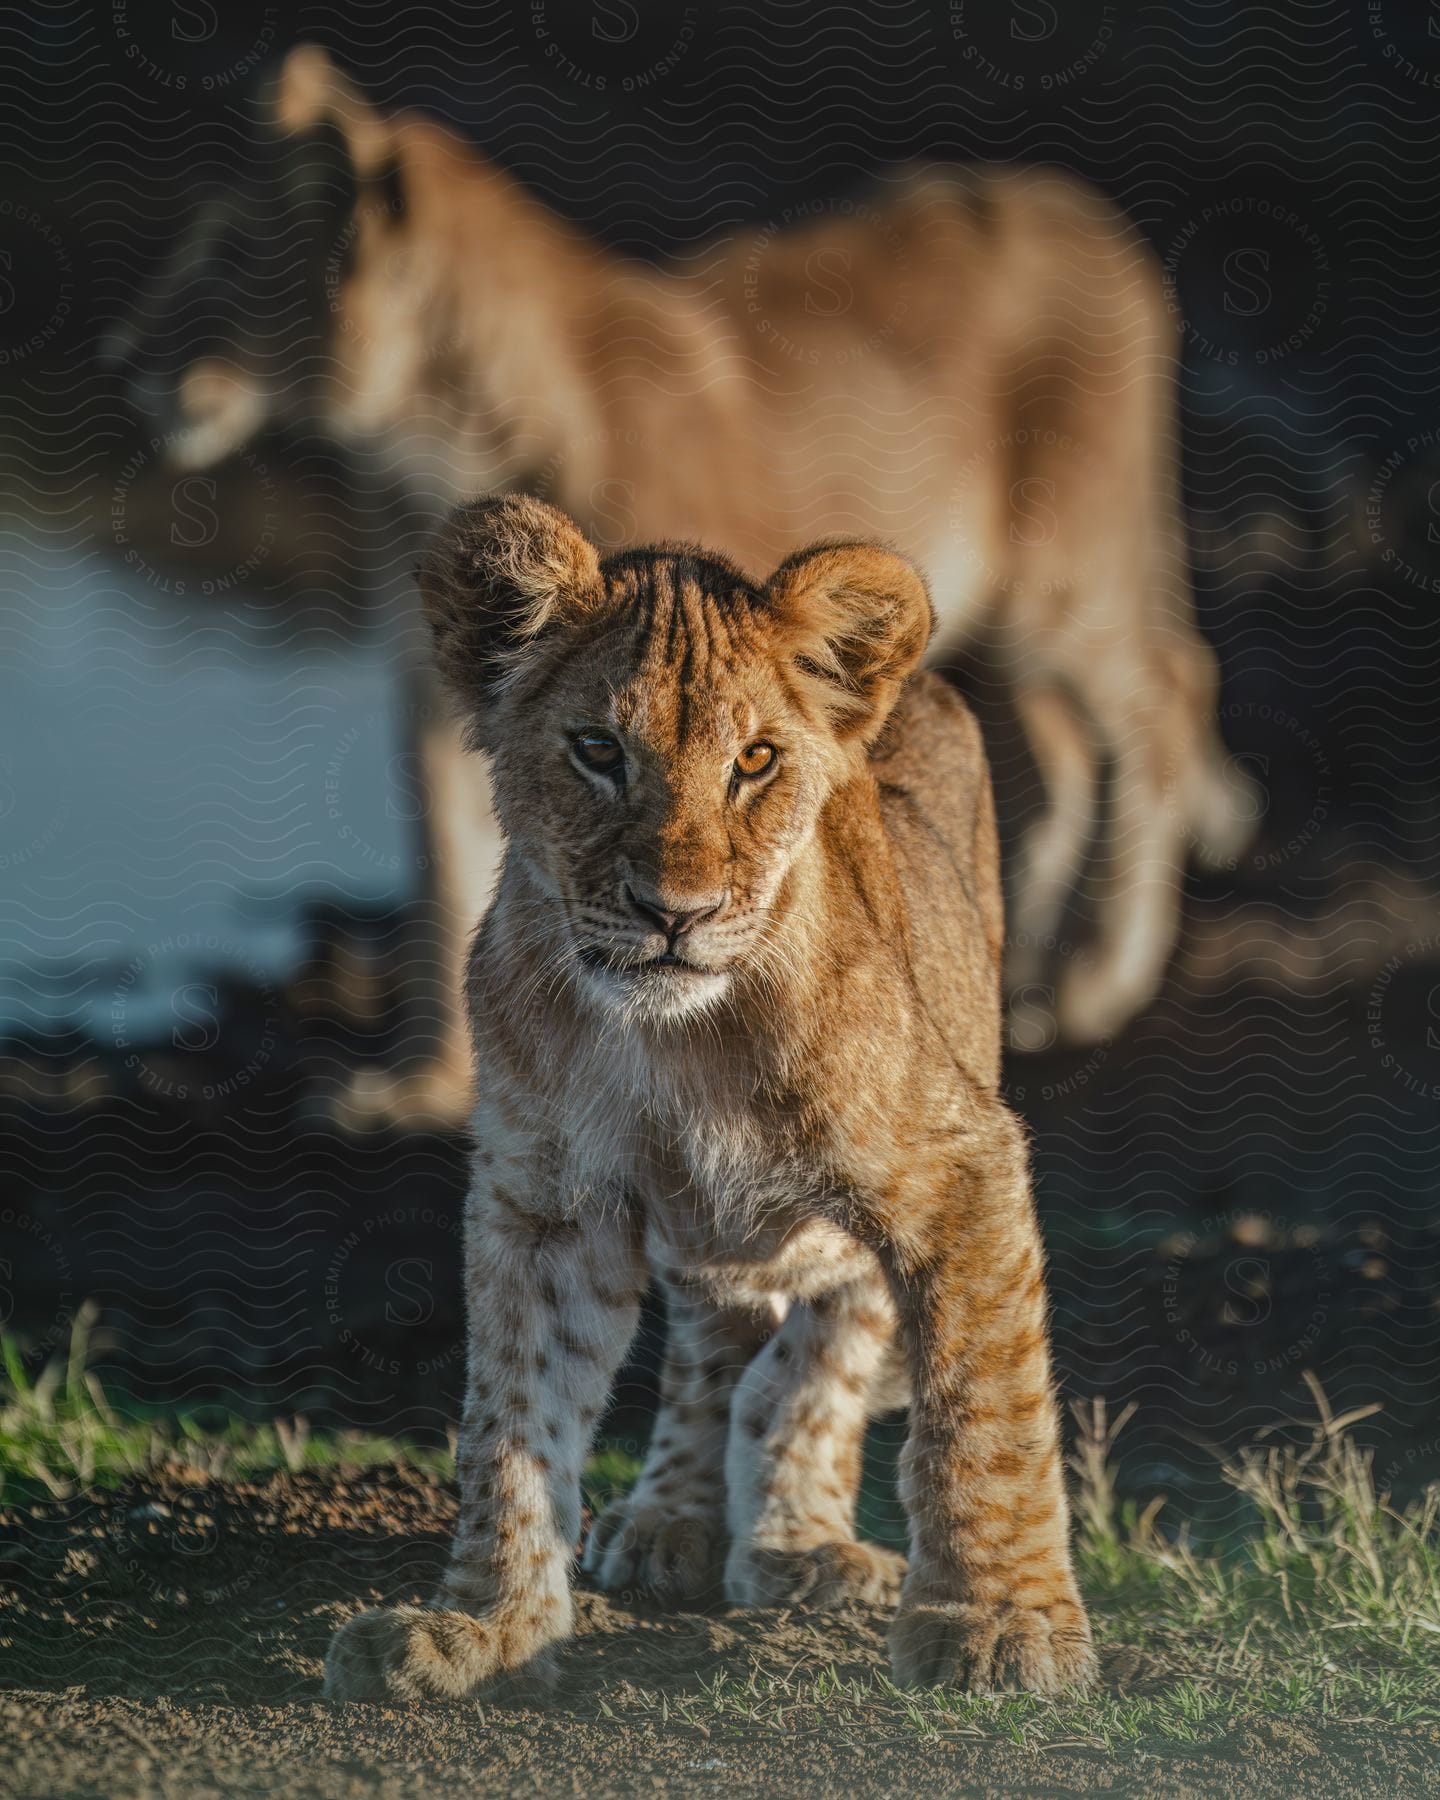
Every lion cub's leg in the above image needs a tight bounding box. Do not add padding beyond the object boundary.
[885,1110,1096,1696]
[584,1283,771,1604]
[324,1194,643,1702]
[723,1275,906,1610]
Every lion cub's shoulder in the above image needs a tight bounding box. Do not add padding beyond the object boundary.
[870,673,992,863]
[867,673,1005,1063]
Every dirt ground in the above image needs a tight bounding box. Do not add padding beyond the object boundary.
[2,1469,1437,1798]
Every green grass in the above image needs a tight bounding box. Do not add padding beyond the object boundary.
[619,1390,1440,1750]
[0,1303,641,1510]
[0,1304,454,1497]
[3,1312,1438,1751]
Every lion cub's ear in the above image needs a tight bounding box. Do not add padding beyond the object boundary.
[418,494,605,717]
[766,541,935,743]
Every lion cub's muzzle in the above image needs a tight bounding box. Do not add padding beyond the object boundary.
[573,879,737,1003]
[623,881,725,947]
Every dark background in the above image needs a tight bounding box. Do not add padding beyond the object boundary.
[2,1,1439,1515]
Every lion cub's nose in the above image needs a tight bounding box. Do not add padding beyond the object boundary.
[624,884,725,940]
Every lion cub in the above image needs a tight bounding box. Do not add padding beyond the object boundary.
[325,495,1096,1701]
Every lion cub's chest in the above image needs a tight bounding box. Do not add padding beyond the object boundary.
[638,1117,876,1306]
[570,1064,878,1306]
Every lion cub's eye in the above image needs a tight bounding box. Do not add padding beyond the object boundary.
[574,732,624,775]
[734,741,777,779]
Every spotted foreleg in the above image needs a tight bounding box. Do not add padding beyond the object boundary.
[324,1191,643,1701]
[724,1274,906,1609]
[585,1280,771,1604]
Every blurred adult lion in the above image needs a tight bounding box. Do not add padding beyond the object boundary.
[107,44,1251,1123]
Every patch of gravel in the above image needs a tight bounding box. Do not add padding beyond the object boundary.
[1,1469,1437,1797]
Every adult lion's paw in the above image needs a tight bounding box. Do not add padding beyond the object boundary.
[323,1605,558,1703]
[889,1599,1097,1696]
[332,1065,474,1134]
[583,1499,726,1605]
[727,1540,906,1609]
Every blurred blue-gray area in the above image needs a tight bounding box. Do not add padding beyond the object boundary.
[0,535,416,1043]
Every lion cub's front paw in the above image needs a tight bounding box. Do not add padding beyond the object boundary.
[726,1540,906,1610]
[583,1499,727,1605]
[889,1599,1097,1696]
[323,1605,559,1703]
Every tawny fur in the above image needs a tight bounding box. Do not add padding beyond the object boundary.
[118,45,1254,1123]
[323,495,1096,1704]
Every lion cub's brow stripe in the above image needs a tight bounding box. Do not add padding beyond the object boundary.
[638,562,751,659]
[517,556,753,723]
[608,559,758,748]
[604,547,760,608]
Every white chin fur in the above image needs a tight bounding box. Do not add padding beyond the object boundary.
[577,962,731,1025]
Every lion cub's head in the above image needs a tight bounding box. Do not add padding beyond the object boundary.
[420,495,934,1024]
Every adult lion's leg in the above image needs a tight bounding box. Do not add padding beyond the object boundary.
[1058,693,1181,1043]
[1055,647,1238,1043]
[584,1282,771,1604]
[883,1110,1096,1696]
[338,707,502,1130]
[324,1195,643,1701]
[1158,635,1260,873]
[723,1274,906,1609]
[1004,681,1099,1046]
